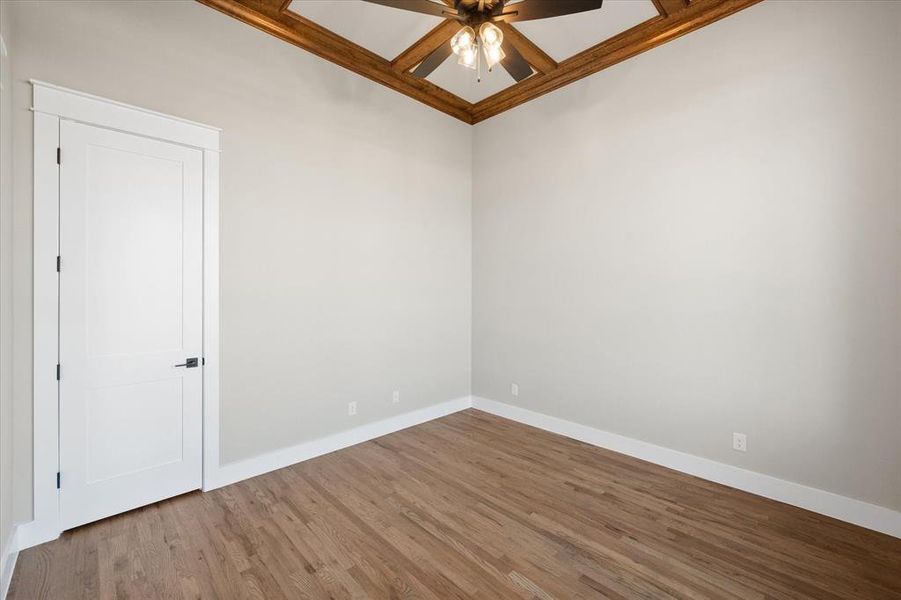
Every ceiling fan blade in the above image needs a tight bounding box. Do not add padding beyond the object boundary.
[411,42,455,77]
[499,43,533,82]
[494,0,604,23]
[359,0,456,18]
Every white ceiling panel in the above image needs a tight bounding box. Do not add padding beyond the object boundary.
[288,0,443,60]
[426,55,519,104]
[511,0,660,62]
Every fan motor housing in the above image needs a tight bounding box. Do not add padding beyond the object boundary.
[454,0,508,26]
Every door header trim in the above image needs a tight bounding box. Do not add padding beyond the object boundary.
[30,80,221,152]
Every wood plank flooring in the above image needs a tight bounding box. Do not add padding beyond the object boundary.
[10,409,901,599]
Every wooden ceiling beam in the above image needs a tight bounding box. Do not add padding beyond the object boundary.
[470,0,762,123]
[652,0,690,18]
[496,23,557,74]
[196,0,761,124]
[196,0,474,123]
[392,20,461,73]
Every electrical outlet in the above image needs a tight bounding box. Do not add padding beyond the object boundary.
[732,432,747,452]
[392,390,400,404]
[511,383,519,397]
[348,401,357,416]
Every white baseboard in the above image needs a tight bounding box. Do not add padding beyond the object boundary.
[472,396,901,539]
[15,393,899,560]
[15,517,61,552]
[15,396,474,551]
[205,396,473,491]
[1,525,19,600]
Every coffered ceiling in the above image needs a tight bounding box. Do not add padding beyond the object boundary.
[197,0,762,124]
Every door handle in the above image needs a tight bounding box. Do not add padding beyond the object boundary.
[174,357,199,368]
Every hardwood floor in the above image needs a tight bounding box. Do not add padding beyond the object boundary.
[10,409,901,599]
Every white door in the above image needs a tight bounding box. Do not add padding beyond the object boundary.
[59,120,204,530]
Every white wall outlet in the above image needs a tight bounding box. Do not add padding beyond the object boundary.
[511,383,519,397]
[732,432,747,452]
[392,390,400,404]
[348,401,357,416]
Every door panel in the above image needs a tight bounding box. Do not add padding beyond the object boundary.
[85,144,186,356]
[59,120,204,530]
[85,378,184,483]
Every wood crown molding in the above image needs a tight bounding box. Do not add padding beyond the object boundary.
[470,0,763,123]
[196,0,763,125]
[197,0,474,123]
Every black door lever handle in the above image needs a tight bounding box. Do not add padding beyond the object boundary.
[174,357,199,368]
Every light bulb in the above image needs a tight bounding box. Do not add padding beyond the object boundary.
[451,26,476,56]
[458,45,477,69]
[479,22,503,49]
[483,43,505,70]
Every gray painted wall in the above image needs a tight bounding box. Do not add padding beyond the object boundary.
[7,0,472,522]
[472,0,901,510]
[1,0,15,559]
[4,0,899,535]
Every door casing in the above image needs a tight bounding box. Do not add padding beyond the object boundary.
[21,80,221,550]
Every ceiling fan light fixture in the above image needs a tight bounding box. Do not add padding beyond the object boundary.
[479,22,503,49]
[451,26,476,56]
[458,45,478,69]
[483,43,505,70]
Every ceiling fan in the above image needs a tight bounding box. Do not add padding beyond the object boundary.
[362,0,604,82]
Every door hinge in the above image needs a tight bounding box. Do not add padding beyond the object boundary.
[56,147,61,165]
[56,472,61,489]
[56,255,61,272]
[56,364,60,381]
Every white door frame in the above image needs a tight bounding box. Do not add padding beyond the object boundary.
[20,81,221,550]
